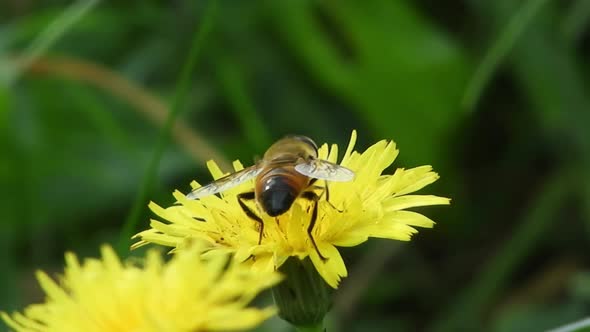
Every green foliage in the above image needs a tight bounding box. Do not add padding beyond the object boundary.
[267,0,469,166]
[1,0,590,331]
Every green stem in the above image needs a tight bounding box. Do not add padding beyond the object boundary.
[116,0,217,254]
[295,322,325,332]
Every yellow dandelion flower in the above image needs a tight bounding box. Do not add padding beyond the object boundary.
[133,130,450,288]
[2,244,281,332]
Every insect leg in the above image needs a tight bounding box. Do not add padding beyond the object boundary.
[301,191,327,261]
[309,180,343,212]
[323,180,344,212]
[237,192,264,245]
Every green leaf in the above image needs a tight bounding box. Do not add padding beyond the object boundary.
[268,0,470,165]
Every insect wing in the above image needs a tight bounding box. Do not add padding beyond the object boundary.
[186,166,262,199]
[294,159,355,182]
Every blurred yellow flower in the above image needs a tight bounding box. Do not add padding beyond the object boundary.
[2,244,280,332]
[133,130,450,288]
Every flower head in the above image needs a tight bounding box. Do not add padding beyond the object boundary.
[2,244,281,332]
[133,130,450,288]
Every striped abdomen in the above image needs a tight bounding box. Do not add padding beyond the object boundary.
[255,166,310,217]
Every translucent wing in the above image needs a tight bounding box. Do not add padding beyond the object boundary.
[186,165,262,199]
[294,159,355,182]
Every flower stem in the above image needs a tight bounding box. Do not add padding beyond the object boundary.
[295,322,325,332]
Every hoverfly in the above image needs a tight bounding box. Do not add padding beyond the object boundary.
[186,135,355,260]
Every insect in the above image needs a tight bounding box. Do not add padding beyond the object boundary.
[186,135,355,260]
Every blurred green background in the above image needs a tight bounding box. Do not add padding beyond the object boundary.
[2,0,590,331]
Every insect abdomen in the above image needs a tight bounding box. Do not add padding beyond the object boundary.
[256,168,308,217]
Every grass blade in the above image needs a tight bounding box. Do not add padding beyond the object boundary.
[2,0,99,84]
[461,0,551,111]
[217,58,271,152]
[117,0,218,253]
[547,317,590,332]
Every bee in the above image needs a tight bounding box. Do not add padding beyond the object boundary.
[186,135,355,260]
